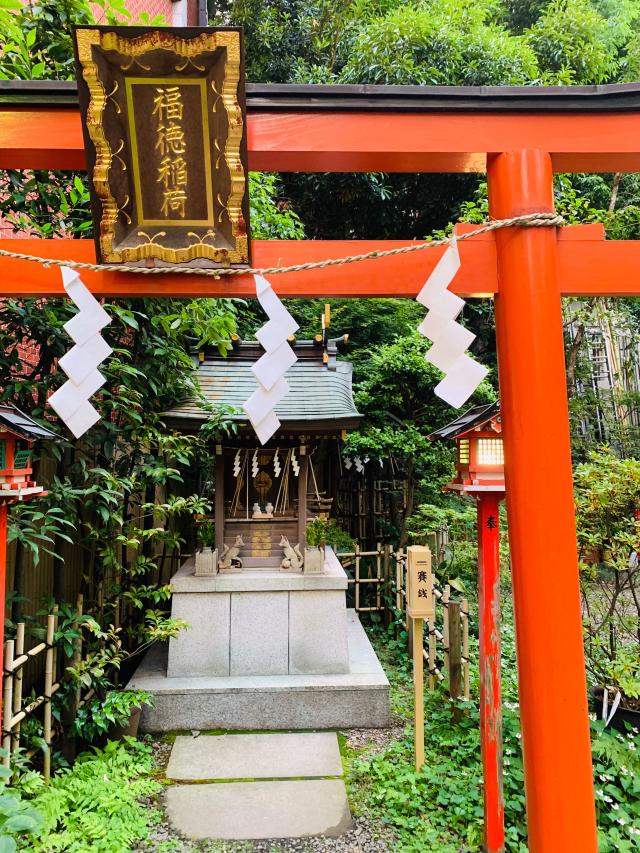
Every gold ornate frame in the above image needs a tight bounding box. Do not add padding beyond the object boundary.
[74,27,249,267]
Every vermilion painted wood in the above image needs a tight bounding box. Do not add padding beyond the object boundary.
[488,150,597,852]
[477,492,505,853]
[4,107,640,172]
[4,225,640,298]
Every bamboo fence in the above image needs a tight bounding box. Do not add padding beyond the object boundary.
[1,597,92,780]
[337,543,471,700]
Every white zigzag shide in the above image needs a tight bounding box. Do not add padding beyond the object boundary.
[416,237,488,408]
[243,275,299,444]
[48,267,112,438]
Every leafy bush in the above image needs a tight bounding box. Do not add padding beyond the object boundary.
[71,690,153,744]
[574,448,640,701]
[306,517,355,551]
[27,739,160,853]
[196,520,216,549]
[591,721,640,852]
[0,751,42,853]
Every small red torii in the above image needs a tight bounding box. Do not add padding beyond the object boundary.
[4,80,640,852]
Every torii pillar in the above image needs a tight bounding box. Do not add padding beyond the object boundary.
[488,149,596,851]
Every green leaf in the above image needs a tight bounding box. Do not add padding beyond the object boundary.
[0,837,17,853]
[3,815,39,833]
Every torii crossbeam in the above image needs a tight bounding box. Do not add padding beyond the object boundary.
[4,81,640,852]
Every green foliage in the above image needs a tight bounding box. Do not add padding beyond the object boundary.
[527,0,634,84]
[27,739,160,853]
[306,517,355,550]
[249,172,305,240]
[71,690,153,743]
[343,333,495,541]
[574,448,640,572]
[591,722,640,852]
[196,520,216,549]
[341,1,538,86]
[350,622,640,852]
[567,449,640,701]
[0,751,42,853]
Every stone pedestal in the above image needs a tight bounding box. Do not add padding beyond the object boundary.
[129,548,390,730]
[167,548,349,678]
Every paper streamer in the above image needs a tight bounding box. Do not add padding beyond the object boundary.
[291,448,299,477]
[243,275,299,444]
[273,449,281,478]
[48,267,112,438]
[233,450,242,478]
[416,237,488,408]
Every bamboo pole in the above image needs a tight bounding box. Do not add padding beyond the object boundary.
[443,584,451,674]
[395,548,403,618]
[462,597,470,701]
[2,639,14,766]
[375,542,382,611]
[354,544,361,612]
[43,613,55,782]
[383,543,391,626]
[12,624,24,753]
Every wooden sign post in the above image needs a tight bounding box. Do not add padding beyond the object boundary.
[406,545,434,771]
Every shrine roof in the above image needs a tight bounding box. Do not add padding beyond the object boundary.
[164,340,362,434]
[0,405,60,442]
[429,401,500,441]
[5,79,640,113]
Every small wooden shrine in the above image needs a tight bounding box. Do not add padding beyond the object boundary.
[131,326,389,732]
[164,333,362,571]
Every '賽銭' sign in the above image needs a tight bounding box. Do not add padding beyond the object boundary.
[73,26,250,269]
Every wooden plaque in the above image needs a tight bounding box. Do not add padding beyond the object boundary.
[73,26,250,269]
[406,545,434,620]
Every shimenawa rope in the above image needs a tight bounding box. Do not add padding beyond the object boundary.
[0,212,563,278]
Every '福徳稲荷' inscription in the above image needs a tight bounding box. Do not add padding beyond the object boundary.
[73,26,250,269]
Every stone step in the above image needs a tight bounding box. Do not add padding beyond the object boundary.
[130,611,390,731]
[165,779,352,840]
[166,732,343,781]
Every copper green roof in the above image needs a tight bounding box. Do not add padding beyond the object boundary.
[164,340,362,434]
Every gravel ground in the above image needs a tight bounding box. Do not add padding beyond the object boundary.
[134,723,406,853]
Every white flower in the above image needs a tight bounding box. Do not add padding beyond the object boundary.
[612,803,619,810]
[604,795,613,803]
[628,742,636,751]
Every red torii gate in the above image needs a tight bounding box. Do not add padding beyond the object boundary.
[4,80,640,852]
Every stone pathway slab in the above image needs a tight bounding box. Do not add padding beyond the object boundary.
[165,779,352,839]
[166,732,343,780]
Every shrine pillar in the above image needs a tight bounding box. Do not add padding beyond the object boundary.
[487,149,596,852]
